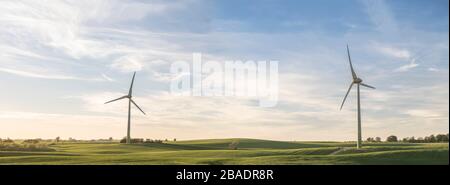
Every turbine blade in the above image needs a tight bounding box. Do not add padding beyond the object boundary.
[131,99,146,115]
[347,45,358,80]
[128,72,136,96]
[340,83,354,110]
[104,95,128,104]
[361,83,376,89]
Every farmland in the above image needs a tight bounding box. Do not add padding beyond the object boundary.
[0,139,448,165]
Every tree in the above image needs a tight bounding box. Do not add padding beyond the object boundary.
[436,134,448,142]
[109,137,113,141]
[120,137,127,143]
[410,137,424,143]
[366,137,374,142]
[404,136,416,143]
[3,138,13,143]
[375,137,381,142]
[429,135,436,143]
[397,134,448,143]
[435,134,448,142]
[173,138,177,142]
[55,136,60,143]
[386,135,398,142]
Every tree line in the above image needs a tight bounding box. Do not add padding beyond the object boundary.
[366,133,449,143]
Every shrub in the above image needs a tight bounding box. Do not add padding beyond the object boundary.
[146,139,163,143]
[120,138,126,143]
[1,138,14,143]
[23,139,40,144]
[119,138,148,143]
[132,138,144,143]
[0,142,55,152]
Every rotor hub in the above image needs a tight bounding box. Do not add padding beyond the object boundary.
[354,78,362,83]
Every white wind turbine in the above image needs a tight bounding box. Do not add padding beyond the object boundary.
[340,45,375,149]
[105,72,146,144]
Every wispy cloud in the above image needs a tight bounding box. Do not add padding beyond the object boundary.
[394,59,419,72]
[101,73,115,82]
[361,0,398,33]
[428,67,440,72]
[0,0,448,140]
[0,0,194,80]
[0,67,80,80]
[377,46,411,60]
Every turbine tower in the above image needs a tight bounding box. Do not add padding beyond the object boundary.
[105,72,146,144]
[340,45,375,149]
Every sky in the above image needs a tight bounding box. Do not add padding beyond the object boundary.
[0,0,448,141]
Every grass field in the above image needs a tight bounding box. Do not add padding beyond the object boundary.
[0,138,448,165]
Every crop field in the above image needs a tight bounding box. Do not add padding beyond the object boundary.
[0,139,448,165]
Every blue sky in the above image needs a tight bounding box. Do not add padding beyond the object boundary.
[0,0,448,141]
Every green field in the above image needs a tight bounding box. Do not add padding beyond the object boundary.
[0,138,448,165]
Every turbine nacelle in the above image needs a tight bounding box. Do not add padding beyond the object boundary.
[353,78,362,84]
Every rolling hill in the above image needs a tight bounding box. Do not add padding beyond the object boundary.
[0,138,448,165]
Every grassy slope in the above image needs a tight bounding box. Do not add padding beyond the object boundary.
[0,139,448,165]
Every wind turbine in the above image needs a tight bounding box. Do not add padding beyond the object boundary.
[105,72,146,144]
[340,45,375,149]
